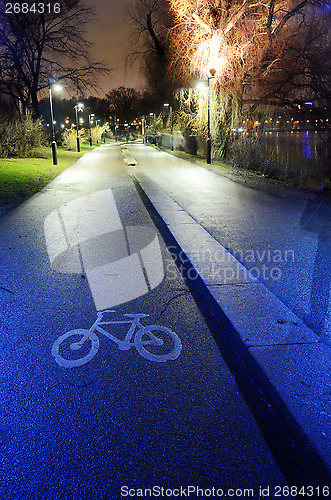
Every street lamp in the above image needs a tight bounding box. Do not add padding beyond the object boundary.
[164,103,173,151]
[89,113,94,147]
[74,103,84,152]
[207,68,216,164]
[48,80,62,165]
[150,112,156,144]
[141,117,145,143]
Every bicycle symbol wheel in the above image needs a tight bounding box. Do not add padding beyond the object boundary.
[134,325,182,362]
[51,329,99,368]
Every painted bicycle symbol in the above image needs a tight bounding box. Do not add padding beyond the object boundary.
[51,310,182,367]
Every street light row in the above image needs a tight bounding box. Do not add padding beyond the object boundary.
[49,81,176,163]
[158,70,216,162]
[48,80,98,164]
[49,69,217,165]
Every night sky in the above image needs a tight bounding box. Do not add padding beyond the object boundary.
[85,0,143,95]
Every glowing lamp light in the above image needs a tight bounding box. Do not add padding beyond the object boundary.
[52,83,62,92]
[208,34,221,68]
[48,79,63,165]
[196,82,207,92]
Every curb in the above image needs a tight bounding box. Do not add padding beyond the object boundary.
[131,170,331,485]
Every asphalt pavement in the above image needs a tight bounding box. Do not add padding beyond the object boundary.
[123,142,331,486]
[0,144,297,499]
[125,143,331,341]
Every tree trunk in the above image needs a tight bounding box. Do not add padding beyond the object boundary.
[31,90,39,117]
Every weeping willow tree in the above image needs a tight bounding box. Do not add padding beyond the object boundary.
[176,86,240,157]
[167,0,331,159]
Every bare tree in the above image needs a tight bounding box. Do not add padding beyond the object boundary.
[125,0,173,103]
[106,87,143,123]
[0,0,109,114]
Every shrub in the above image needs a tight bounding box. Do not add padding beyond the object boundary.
[227,130,330,185]
[0,113,47,158]
[62,128,88,150]
[228,132,278,172]
[91,125,107,143]
[105,129,114,139]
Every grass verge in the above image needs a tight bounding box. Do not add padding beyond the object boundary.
[161,147,230,169]
[0,144,91,212]
[158,143,330,190]
[156,144,321,200]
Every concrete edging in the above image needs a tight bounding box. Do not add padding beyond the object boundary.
[131,170,331,484]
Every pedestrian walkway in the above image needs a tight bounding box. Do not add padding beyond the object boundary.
[127,145,331,485]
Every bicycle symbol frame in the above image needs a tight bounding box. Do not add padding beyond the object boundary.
[51,310,182,367]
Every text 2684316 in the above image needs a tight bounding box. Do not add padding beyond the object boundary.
[5,3,61,14]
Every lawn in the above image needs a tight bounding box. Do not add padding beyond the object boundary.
[0,144,94,212]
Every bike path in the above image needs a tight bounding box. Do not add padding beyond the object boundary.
[0,144,288,499]
[126,144,331,341]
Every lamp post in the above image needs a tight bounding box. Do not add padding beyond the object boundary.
[207,68,216,164]
[164,103,173,150]
[48,80,62,165]
[114,115,118,142]
[95,119,101,143]
[149,112,156,144]
[141,117,145,143]
[74,103,84,152]
[89,113,94,147]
